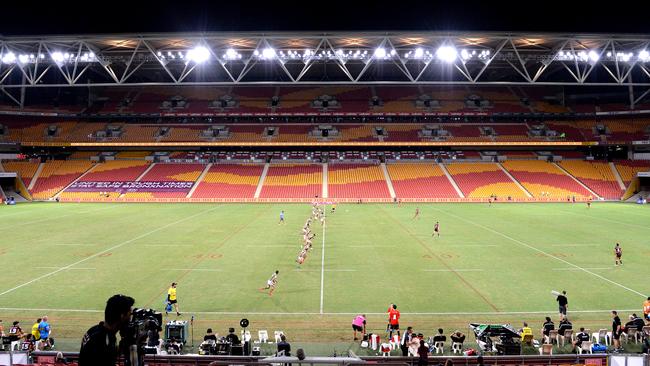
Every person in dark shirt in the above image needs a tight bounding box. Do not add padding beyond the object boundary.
[572,327,590,353]
[612,310,623,351]
[417,339,429,366]
[624,314,645,332]
[204,328,217,342]
[277,334,291,356]
[558,318,573,335]
[450,331,466,344]
[432,328,446,344]
[541,317,555,339]
[79,294,134,366]
[556,291,568,317]
[225,327,240,345]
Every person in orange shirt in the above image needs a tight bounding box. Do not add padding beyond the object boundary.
[643,297,650,321]
[387,303,401,338]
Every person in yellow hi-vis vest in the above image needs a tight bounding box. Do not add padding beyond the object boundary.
[166,282,181,316]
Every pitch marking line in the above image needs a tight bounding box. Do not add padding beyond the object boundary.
[423,269,483,272]
[319,220,326,315]
[0,205,222,298]
[429,207,647,298]
[167,268,223,272]
[551,244,598,247]
[553,267,614,271]
[0,308,638,316]
[36,267,95,270]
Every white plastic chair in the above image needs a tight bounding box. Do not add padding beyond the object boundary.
[591,329,610,346]
[451,342,463,354]
[274,330,284,343]
[258,330,269,343]
[578,341,593,354]
[389,335,400,350]
[433,341,444,354]
[538,343,553,355]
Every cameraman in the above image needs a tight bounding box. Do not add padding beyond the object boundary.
[79,294,134,366]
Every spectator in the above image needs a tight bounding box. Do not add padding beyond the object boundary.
[0,320,4,337]
[556,291,568,318]
[146,320,160,348]
[225,327,240,345]
[408,331,421,356]
[625,314,645,332]
[204,328,217,342]
[541,317,554,340]
[477,356,485,366]
[519,323,533,345]
[296,348,305,360]
[612,310,623,352]
[79,294,135,366]
[277,334,291,356]
[572,327,589,353]
[433,328,446,344]
[167,337,181,354]
[417,339,429,366]
[401,326,414,356]
[352,314,366,341]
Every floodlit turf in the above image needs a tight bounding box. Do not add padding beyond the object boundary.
[0,201,648,353]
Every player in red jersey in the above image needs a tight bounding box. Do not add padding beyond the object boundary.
[432,221,440,237]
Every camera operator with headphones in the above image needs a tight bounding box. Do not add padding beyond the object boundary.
[79,294,135,366]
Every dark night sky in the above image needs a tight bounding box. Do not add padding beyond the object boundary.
[1,1,649,36]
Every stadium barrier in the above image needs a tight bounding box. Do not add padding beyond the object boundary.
[30,351,611,366]
[57,197,592,203]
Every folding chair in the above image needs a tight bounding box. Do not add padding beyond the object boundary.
[545,329,558,345]
[592,329,610,346]
[559,329,573,346]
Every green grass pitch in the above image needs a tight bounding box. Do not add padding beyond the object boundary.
[0,202,648,353]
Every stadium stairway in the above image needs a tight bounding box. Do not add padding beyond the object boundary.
[254,163,270,199]
[53,164,98,200]
[609,162,626,190]
[380,163,397,199]
[322,163,328,199]
[553,162,603,199]
[134,163,157,181]
[28,162,45,190]
[186,163,212,198]
[439,163,465,198]
[497,163,533,197]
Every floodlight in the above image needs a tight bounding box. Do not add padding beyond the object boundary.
[436,46,457,62]
[262,48,276,59]
[588,50,599,62]
[18,54,29,64]
[226,48,238,60]
[2,52,16,64]
[374,47,386,58]
[414,48,424,58]
[187,46,210,63]
[638,50,649,62]
[460,49,470,60]
[51,51,64,63]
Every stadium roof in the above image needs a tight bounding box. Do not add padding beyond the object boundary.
[1,31,650,91]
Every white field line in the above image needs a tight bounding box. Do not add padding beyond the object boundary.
[144,244,194,247]
[558,210,650,230]
[553,267,614,271]
[51,244,98,246]
[429,207,647,298]
[0,308,638,316]
[36,267,95,270]
[551,244,599,247]
[167,269,223,272]
[0,205,120,230]
[423,269,484,272]
[245,245,296,248]
[0,205,222,298]
[319,220,326,315]
[294,269,357,272]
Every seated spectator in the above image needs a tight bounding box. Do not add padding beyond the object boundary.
[432,328,446,344]
[541,317,554,339]
[204,328,217,342]
[450,330,466,344]
[408,331,421,356]
[167,337,181,354]
[572,327,590,353]
[417,339,429,366]
[146,323,160,348]
[558,317,573,335]
[225,327,240,345]
[625,314,645,331]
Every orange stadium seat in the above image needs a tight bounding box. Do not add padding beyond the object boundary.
[387,163,459,198]
[328,163,390,199]
[192,164,264,199]
[558,160,623,199]
[444,162,527,199]
[31,160,94,200]
[501,160,592,199]
[260,163,322,198]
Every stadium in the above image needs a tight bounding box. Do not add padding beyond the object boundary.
[0,14,650,366]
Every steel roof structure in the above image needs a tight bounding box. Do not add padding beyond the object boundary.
[1,31,649,94]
